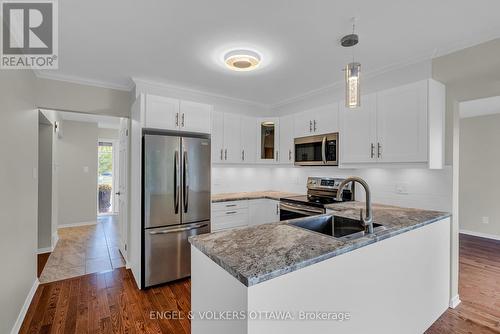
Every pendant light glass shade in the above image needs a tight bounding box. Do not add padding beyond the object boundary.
[345,62,361,108]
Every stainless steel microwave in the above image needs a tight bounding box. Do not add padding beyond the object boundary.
[294,133,338,166]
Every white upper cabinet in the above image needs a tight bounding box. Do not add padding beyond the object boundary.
[179,100,212,133]
[211,111,224,163]
[241,116,257,164]
[144,94,212,133]
[294,103,339,137]
[339,79,445,168]
[279,115,294,164]
[145,95,180,130]
[340,94,377,164]
[376,80,428,163]
[312,103,339,135]
[256,117,280,163]
[223,113,242,163]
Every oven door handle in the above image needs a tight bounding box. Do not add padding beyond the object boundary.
[321,136,327,164]
[280,203,324,216]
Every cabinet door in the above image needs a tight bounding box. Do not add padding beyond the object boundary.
[279,115,294,164]
[240,116,256,163]
[179,100,212,133]
[248,199,280,226]
[145,95,180,130]
[256,118,279,163]
[314,103,339,134]
[294,111,313,138]
[339,94,377,164]
[211,111,224,163]
[223,113,241,164]
[376,81,428,163]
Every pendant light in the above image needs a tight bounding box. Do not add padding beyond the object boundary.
[341,19,361,108]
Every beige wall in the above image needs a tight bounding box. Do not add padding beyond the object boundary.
[57,120,98,226]
[459,114,500,237]
[0,70,38,334]
[35,77,132,118]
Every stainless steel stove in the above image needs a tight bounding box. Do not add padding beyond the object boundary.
[280,177,354,220]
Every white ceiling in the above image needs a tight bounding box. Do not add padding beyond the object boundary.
[39,0,500,105]
[460,96,500,118]
[57,111,121,129]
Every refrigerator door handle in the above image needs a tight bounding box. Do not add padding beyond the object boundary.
[148,223,208,235]
[174,150,180,214]
[183,150,189,213]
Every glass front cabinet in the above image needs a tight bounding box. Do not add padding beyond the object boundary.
[256,118,279,163]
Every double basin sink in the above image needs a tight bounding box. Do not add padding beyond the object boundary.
[289,214,385,241]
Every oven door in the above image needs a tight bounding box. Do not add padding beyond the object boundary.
[279,202,325,221]
[294,133,338,166]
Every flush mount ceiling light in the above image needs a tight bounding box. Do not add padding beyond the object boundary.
[341,18,361,109]
[224,49,261,71]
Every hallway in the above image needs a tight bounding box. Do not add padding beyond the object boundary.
[39,216,125,283]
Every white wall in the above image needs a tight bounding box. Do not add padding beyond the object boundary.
[0,70,38,334]
[212,165,452,212]
[38,115,53,250]
[56,120,98,226]
[98,128,119,139]
[459,113,500,238]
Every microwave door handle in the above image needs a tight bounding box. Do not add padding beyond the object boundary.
[321,136,327,164]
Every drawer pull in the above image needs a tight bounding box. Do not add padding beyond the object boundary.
[225,211,237,214]
[225,204,237,207]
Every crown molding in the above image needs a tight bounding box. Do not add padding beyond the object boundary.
[132,77,269,109]
[34,70,135,92]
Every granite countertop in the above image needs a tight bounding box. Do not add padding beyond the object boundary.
[211,190,302,203]
[189,202,450,287]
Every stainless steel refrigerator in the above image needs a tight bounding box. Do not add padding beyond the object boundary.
[142,132,211,288]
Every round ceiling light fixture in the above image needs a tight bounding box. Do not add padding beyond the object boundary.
[224,49,261,71]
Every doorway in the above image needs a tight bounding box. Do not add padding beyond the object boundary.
[98,139,119,215]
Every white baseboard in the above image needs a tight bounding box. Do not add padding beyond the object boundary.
[449,294,461,309]
[10,278,39,334]
[58,220,97,229]
[460,229,500,241]
[37,246,53,254]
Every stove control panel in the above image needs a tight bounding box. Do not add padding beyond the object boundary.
[307,177,351,190]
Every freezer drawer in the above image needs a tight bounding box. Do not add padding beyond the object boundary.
[144,221,210,287]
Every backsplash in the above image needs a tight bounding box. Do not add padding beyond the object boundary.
[212,165,452,212]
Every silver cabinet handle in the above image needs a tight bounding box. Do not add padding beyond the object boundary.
[321,136,327,164]
[313,120,317,132]
[242,149,245,161]
[175,113,179,127]
[220,149,223,161]
[181,113,185,127]
[288,149,292,161]
[149,223,208,235]
[371,143,375,159]
[224,149,227,160]
[225,204,237,207]
[377,143,382,158]
[309,120,313,132]
[225,211,237,215]
[276,204,279,215]
[174,150,180,214]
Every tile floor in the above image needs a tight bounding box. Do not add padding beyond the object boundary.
[39,215,126,283]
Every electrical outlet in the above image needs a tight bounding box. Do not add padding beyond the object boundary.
[395,183,409,195]
[481,216,489,224]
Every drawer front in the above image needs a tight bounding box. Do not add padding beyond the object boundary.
[212,209,249,231]
[212,200,249,212]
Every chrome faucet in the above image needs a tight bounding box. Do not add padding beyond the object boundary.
[336,176,374,234]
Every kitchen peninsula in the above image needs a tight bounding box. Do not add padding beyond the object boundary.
[189,201,451,334]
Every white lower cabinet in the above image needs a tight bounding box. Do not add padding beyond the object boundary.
[248,199,280,226]
[211,199,280,231]
[212,200,249,232]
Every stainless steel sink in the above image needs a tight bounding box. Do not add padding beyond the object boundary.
[288,214,385,241]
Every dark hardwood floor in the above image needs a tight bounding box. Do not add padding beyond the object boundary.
[37,252,51,278]
[426,234,500,334]
[22,233,500,333]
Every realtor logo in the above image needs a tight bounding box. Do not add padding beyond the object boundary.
[1,0,58,69]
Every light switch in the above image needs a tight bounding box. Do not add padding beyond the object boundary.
[395,183,409,195]
[481,216,489,224]
[83,166,89,173]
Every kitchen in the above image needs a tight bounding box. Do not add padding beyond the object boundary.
[5,1,500,334]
